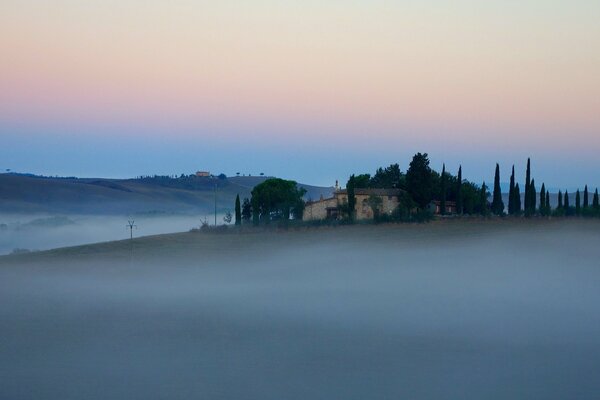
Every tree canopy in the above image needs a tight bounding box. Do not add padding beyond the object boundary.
[251,178,306,223]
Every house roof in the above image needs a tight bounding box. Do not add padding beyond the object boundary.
[336,188,404,196]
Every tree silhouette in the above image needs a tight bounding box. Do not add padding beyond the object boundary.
[456,165,463,215]
[515,183,522,213]
[406,153,433,209]
[346,175,357,221]
[524,158,531,214]
[440,164,447,215]
[540,183,546,216]
[492,163,504,215]
[508,165,516,215]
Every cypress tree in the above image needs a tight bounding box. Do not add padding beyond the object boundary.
[540,183,546,216]
[480,182,489,216]
[515,183,521,214]
[594,189,600,210]
[546,190,550,213]
[492,163,504,215]
[456,165,463,215]
[558,190,563,209]
[524,158,531,213]
[564,190,570,211]
[440,164,447,215]
[235,194,241,225]
[347,175,356,221]
[508,165,516,215]
[529,179,537,216]
[583,185,589,208]
[576,190,581,215]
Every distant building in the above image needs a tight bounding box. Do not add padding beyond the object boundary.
[195,171,210,177]
[303,187,403,221]
[427,200,457,215]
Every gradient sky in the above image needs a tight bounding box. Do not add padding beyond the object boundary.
[1,0,599,188]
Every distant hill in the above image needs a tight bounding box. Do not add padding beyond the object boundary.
[0,174,334,215]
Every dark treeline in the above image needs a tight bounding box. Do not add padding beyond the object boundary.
[233,153,600,226]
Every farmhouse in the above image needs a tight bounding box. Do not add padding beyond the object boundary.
[195,171,210,177]
[427,200,458,215]
[303,188,403,221]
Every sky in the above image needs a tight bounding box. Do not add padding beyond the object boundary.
[1,0,599,188]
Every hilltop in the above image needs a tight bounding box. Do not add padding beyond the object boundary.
[0,173,333,215]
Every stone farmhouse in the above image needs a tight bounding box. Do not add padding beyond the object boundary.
[303,187,404,221]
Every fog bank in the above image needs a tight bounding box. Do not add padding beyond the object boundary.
[1,221,599,399]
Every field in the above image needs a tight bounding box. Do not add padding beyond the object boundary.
[1,219,600,399]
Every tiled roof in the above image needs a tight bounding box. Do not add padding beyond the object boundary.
[336,188,404,196]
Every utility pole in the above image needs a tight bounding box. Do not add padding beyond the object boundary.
[126,220,137,240]
[214,183,218,226]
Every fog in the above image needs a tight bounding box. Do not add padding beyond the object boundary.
[1,222,600,399]
[0,213,225,255]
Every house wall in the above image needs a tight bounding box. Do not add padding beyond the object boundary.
[335,193,399,220]
[303,198,338,221]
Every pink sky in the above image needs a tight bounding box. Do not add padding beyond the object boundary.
[1,1,599,186]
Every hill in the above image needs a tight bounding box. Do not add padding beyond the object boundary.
[0,173,333,215]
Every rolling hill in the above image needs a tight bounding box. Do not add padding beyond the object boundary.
[0,173,334,215]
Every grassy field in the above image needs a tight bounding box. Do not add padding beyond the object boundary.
[3,217,598,265]
[2,217,600,399]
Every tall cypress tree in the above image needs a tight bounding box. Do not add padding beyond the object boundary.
[583,185,589,209]
[508,165,516,215]
[540,183,546,216]
[515,183,522,214]
[558,190,563,209]
[347,175,356,221]
[594,189,600,210]
[564,190,570,211]
[480,182,489,216]
[456,165,463,215]
[529,179,537,216]
[546,190,550,213]
[440,164,447,215]
[492,163,504,215]
[524,158,531,213]
[576,190,581,215]
[235,194,241,225]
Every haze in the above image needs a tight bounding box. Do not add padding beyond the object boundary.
[1,221,600,399]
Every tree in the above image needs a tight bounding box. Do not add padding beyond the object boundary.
[346,175,357,221]
[456,165,463,215]
[540,183,546,216]
[594,189,600,210]
[564,190,570,215]
[241,198,252,222]
[440,164,447,215]
[479,182,490,216]
[370,164,404,189]
[250,178,306,224]
[584,185,589,209]
[576,190,581,215]
[406,153,433,209]
[515,183,522,213]
[508,165,516,215]
[353,174,371,188]
[529,179,537,216]
[546,190,550,213]
[234,195,242,225]
[492,163,504,215]
[223,211,233,224]
[558,190,563,209]
[524,158,531,213]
